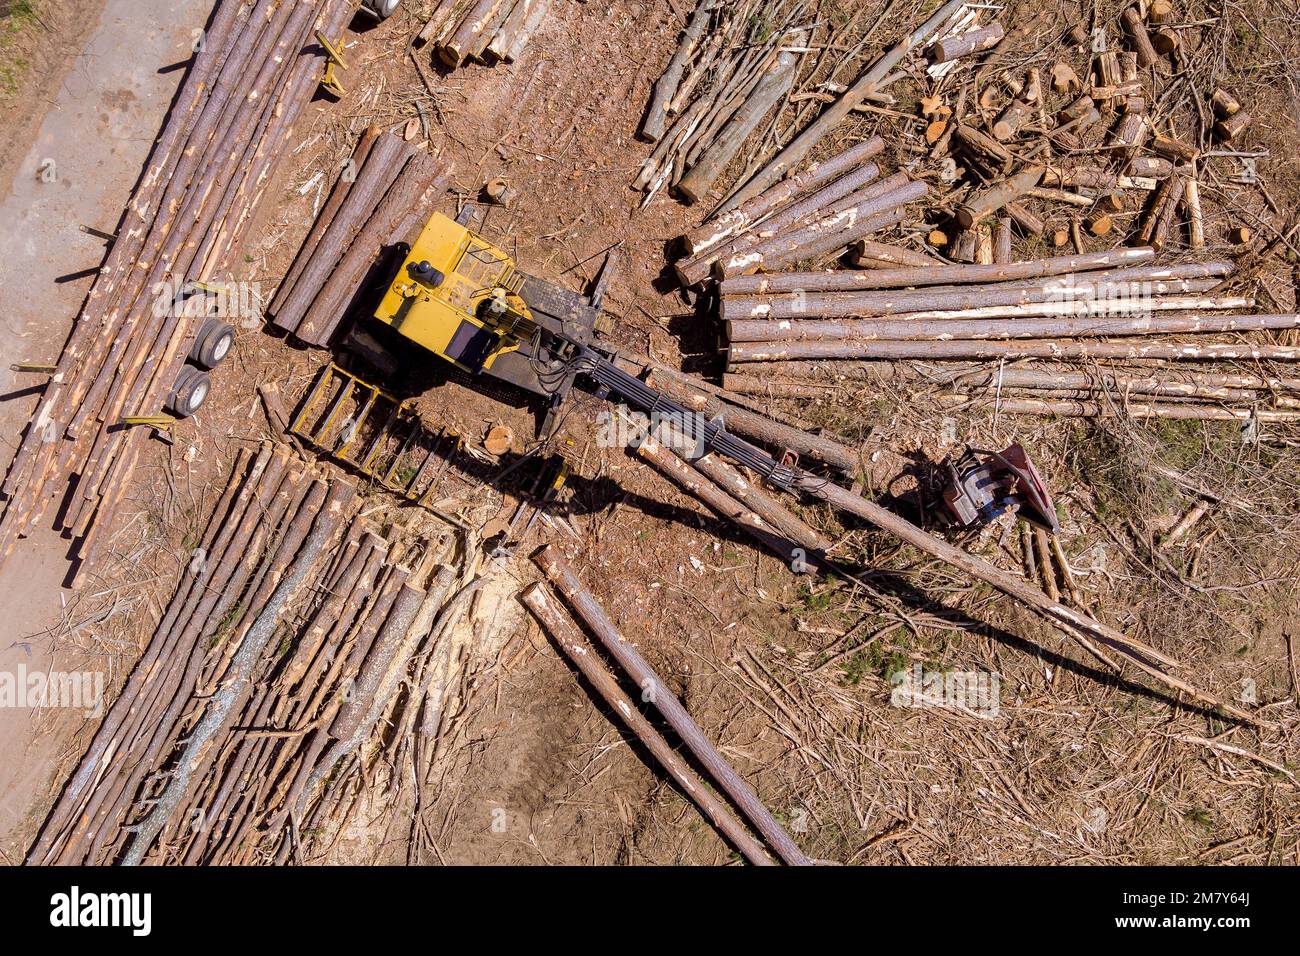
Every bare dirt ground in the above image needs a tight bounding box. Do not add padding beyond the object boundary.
[4,0,1300,865]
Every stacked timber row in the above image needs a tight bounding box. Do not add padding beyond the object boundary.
[268,128,453,347]
[672,136,930,287]
[0,0,359,582]
[415,0,550,68]
[27,444,473,865]
[719,247,1300,423]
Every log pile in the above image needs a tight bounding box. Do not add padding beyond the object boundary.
[675,3,1296,425]
[635,0,812,207]
[720,247,1300,421]
[673,137,930,286]
[268,128,453,347]
[26,444,479,864]
[0,0,358,582]
[416,0,550,68]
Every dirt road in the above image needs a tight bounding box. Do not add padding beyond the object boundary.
[0,0,213,861]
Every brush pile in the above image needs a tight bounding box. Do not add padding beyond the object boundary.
[0,0,359,583]
[26,443,493,864]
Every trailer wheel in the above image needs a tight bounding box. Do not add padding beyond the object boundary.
[167,366,211,418]
[360,0,400,20]
[190,318,235,369]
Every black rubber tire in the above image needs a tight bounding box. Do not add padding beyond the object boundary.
[361,0,400,19]
[167,366,211,418]
[189,318,235,369]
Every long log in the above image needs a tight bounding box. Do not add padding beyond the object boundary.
[724,286,1238,331]
[532,546,813,865]
[720,247,1165,295]
[521,583,775,865]
[727,338,1300,363]
[727,304,1280,343]
[720,265,1232,320]
[941,394,1300,422]
[719,0,967,212]
[953,367,1265,401]
[468,0,516,59]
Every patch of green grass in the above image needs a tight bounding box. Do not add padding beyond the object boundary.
[747,12,775,44]
[793,580,837,616]
[0,1,40,96]
[1183,806,1214,831]
[881,650,910,683]
[208,602,246,648]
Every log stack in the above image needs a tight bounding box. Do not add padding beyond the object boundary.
[0,0,359,583]
[268,129,453,347]
[719,248,1300,421]
[667,5,1291,426]
[26,444,473,865]
[672,136,930,287]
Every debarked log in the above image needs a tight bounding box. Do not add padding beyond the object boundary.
[726,306,1284,344]
[726,338,1300,364]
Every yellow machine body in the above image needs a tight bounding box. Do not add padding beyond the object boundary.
[373,212,538,374]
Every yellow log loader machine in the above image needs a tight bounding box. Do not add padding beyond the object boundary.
[302,208,1059,533]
